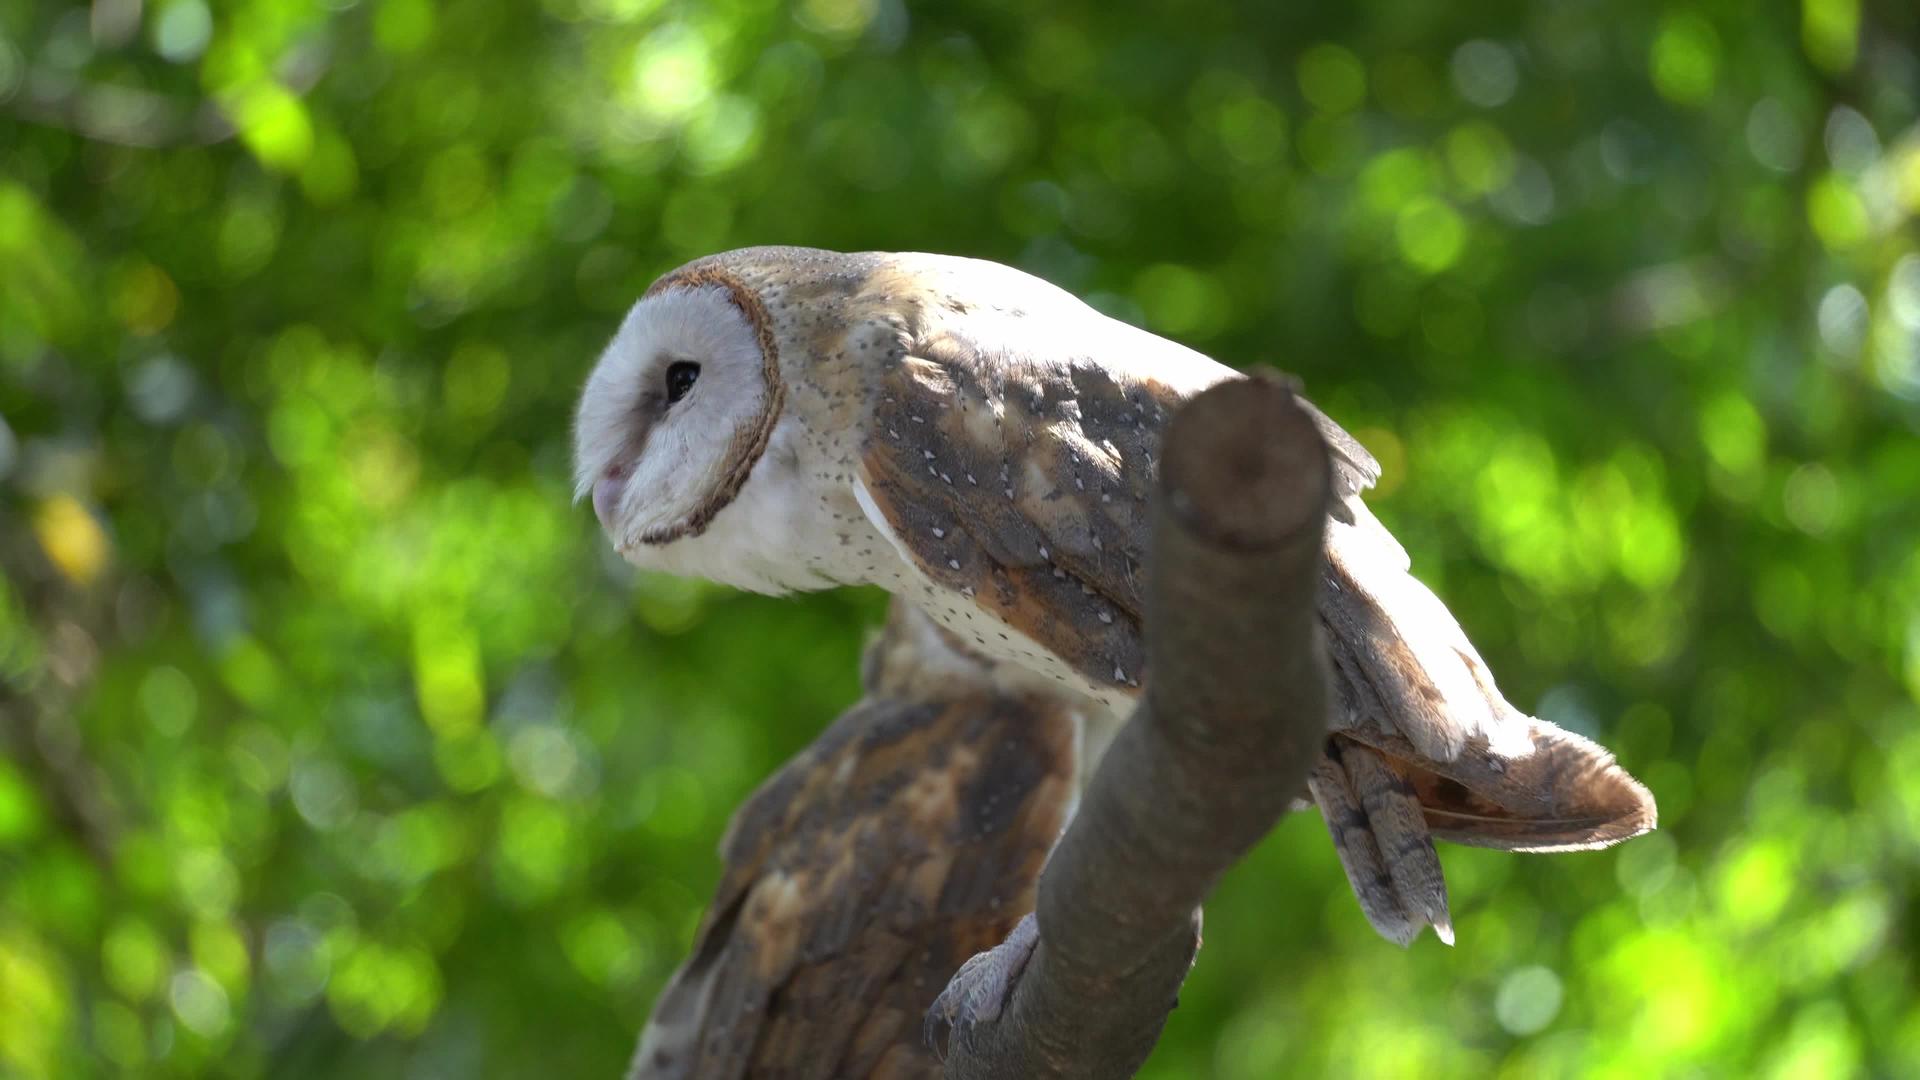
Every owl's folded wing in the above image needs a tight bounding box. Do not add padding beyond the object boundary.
[631,615,1077,1080]
[850,304,1653,949]
[853,342,1164,691]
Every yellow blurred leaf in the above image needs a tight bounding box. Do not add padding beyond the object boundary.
[0,930,71,1077]
[33,497,109,587]
[375,0,436,54]
[1801,0,1859,74]
[414,617,485,737]
[190,921,252,999]
[1714,837,1793,930]
[1651,13,1721,106]
[110,260,180,335]
[0,757,44,846]
[300,127,361,206]
[231,83,315,173]
[219,636,282,707]
[1298,43,1367,113]
[1807,174,1870,251]
[1396,196,1467,273]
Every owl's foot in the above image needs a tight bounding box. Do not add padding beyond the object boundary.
[925,911,1039,1055]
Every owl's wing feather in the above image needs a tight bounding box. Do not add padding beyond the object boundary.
[848,259,1652,946]
[632,605,1077,1080]
[1298,395,1382,513]
[1321,510,1508,761]
[854,299,1508,744]
[856,337,1161,688]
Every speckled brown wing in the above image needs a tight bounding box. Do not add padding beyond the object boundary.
[630,604,1078,1080]
[855,339,1168,694]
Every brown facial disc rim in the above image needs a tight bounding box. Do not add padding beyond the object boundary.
[635,266,785,545]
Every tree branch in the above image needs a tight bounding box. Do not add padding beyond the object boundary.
[932,372,1335,1078]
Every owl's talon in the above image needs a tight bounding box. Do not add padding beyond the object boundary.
[925,911,1040,1057]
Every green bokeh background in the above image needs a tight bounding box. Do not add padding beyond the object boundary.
[3,0,1918,1075]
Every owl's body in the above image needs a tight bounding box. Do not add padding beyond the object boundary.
[576,246,1655,948]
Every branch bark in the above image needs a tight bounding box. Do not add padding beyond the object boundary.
[932,372,1335,1078]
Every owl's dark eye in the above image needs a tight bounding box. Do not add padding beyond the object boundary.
[664,361,700,405]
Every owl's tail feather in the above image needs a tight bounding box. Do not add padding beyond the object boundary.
[1308,738,1453,947]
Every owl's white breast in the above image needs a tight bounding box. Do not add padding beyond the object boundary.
[846,474,1134,716]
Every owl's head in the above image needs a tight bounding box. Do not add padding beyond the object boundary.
[572,266,784,554]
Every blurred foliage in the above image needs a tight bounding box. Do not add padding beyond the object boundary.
[2,0,1918,1076]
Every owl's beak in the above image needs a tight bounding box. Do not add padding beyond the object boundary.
[592,465,629,532]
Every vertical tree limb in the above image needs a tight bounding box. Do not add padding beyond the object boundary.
[932,372,1335,1078]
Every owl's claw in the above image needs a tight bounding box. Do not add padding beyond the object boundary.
[925,912,1040,1058]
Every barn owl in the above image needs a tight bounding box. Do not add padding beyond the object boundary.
[574,245,1656,947]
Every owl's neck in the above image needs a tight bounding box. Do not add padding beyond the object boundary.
[620,414,881,596]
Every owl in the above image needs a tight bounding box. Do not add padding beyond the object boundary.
[574,246,1655,947]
